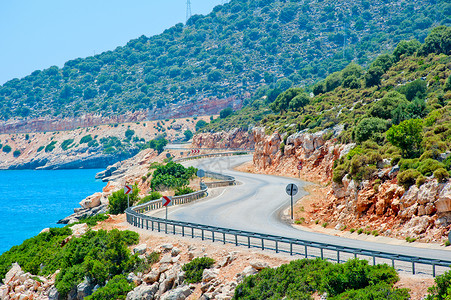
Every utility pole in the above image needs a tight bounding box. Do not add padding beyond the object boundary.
[186,0,192,23]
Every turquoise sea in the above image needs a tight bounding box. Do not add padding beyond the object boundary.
[0,169,106,254]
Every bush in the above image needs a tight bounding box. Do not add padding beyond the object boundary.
[426,269,451,299]
[353,117,387,144]
[386,119,423,158]
[397,169,421,190]
[80,135,93,144]
[108,185,140,214]
[434,168,449,183]
[61,139,74,151]
[220,107,233,118]
[137,191,162,205]
[416,175,426,187]
[418,159,445,176]
[332,283,410,300]
[182,257,215,283]
[175,186,195,196]
[233,258,403,300]
[125,129,135,139]
[13,150,20,157]
[85,275,134,300]
[195,120,207,131]
[70,214,109,227]
[333,164,348,184]
[45,141,57,153]
[2,145,11,153]
[150,162,196,191]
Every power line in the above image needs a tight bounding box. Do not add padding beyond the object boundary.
[186,0,192,23]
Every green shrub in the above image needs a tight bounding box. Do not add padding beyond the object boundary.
[353,117,387,144]
[434,168,450,183]
[61,139,74,150]
[350,228,356,233]
[70,214,109,227]
[175,186,195,196]
[147,252,160,265]
[150,162,197,191]
[108,185,140,214]
[85,275,134,300]
[125,129,135,139]
[333,164,348,184]
[426,269,451,299]
[80,135,93,144]
[37,146,44,152]
[137,191,162,205]
[418,159,445,176]
[397,169,421,190]
[13,150,20,157]
[2,145,11,153]
[386,119,423,158]
[331,283,410,300]
[182,257,215,283]
[45,141,57,153]
[416,175,426,187]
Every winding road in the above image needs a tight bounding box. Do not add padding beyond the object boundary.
[149,155,451,263]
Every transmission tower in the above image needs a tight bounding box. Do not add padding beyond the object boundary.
[186,0,192,23]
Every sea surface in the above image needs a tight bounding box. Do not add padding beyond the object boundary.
[0,169,105,254]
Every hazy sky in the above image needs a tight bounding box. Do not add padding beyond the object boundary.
[0,0,223,85]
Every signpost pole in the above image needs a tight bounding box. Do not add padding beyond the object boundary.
[127,194,130,208]
[291,194,293,219]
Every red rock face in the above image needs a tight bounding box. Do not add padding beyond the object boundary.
[250,127,451,243]
[192,128,254,149]
[0,96,246,134]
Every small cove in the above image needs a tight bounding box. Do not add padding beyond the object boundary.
[0,169,105,254]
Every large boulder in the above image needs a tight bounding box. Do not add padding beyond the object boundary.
[126,283,159,300]
[79,192,102,209]
[160,285,192,300]
[436,180,451,213]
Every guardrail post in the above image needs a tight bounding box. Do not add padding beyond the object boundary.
[248,236,251,248]
[320,248,324,260]
[158,222,160,232]
[173,224,175,235]
[223,232,226,244]
[304,245,308,258]
[182,226,185,237]
[289,242,292,255]
[412,261,415,275]
[262,239,264,250]
[146,220,148,230]
[433,264,436,277]
[235,234,238,246]
[212,231,215,243]
[373,255,376,266]
[337,250,340,263]
[202,229,204,240]
[392,258,395,268]
[275,241,278,253]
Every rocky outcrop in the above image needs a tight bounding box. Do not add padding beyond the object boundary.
[0,262,59,300]
[192,128,254,150]
[252,126,451,243]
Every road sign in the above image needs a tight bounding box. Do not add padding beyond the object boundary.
[124,185,132,195]
[286,183,298,220]
[191,149,200,154]
[197,169,205,178]
[162,196,172,207]
[286,183,298,196]
[297,164,302,170]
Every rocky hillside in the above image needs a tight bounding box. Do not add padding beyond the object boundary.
[1,0,449,132]
[193,28,451,244]
[0,116,209,169]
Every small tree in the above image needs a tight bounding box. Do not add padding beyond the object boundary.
[184,130,193,141]
[386,119,423,158]
[220,107,233,119]
[108,185,139,214]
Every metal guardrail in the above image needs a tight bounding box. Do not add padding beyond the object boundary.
[126,157,451,277]
[126,209,451,277]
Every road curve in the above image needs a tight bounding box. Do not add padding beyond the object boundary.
[152,155,451,262]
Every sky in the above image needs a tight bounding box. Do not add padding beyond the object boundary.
[0,0,223,85]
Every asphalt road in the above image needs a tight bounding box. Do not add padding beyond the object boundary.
[151,155,451,262]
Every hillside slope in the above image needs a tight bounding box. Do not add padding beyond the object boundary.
[0,0,450,132]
